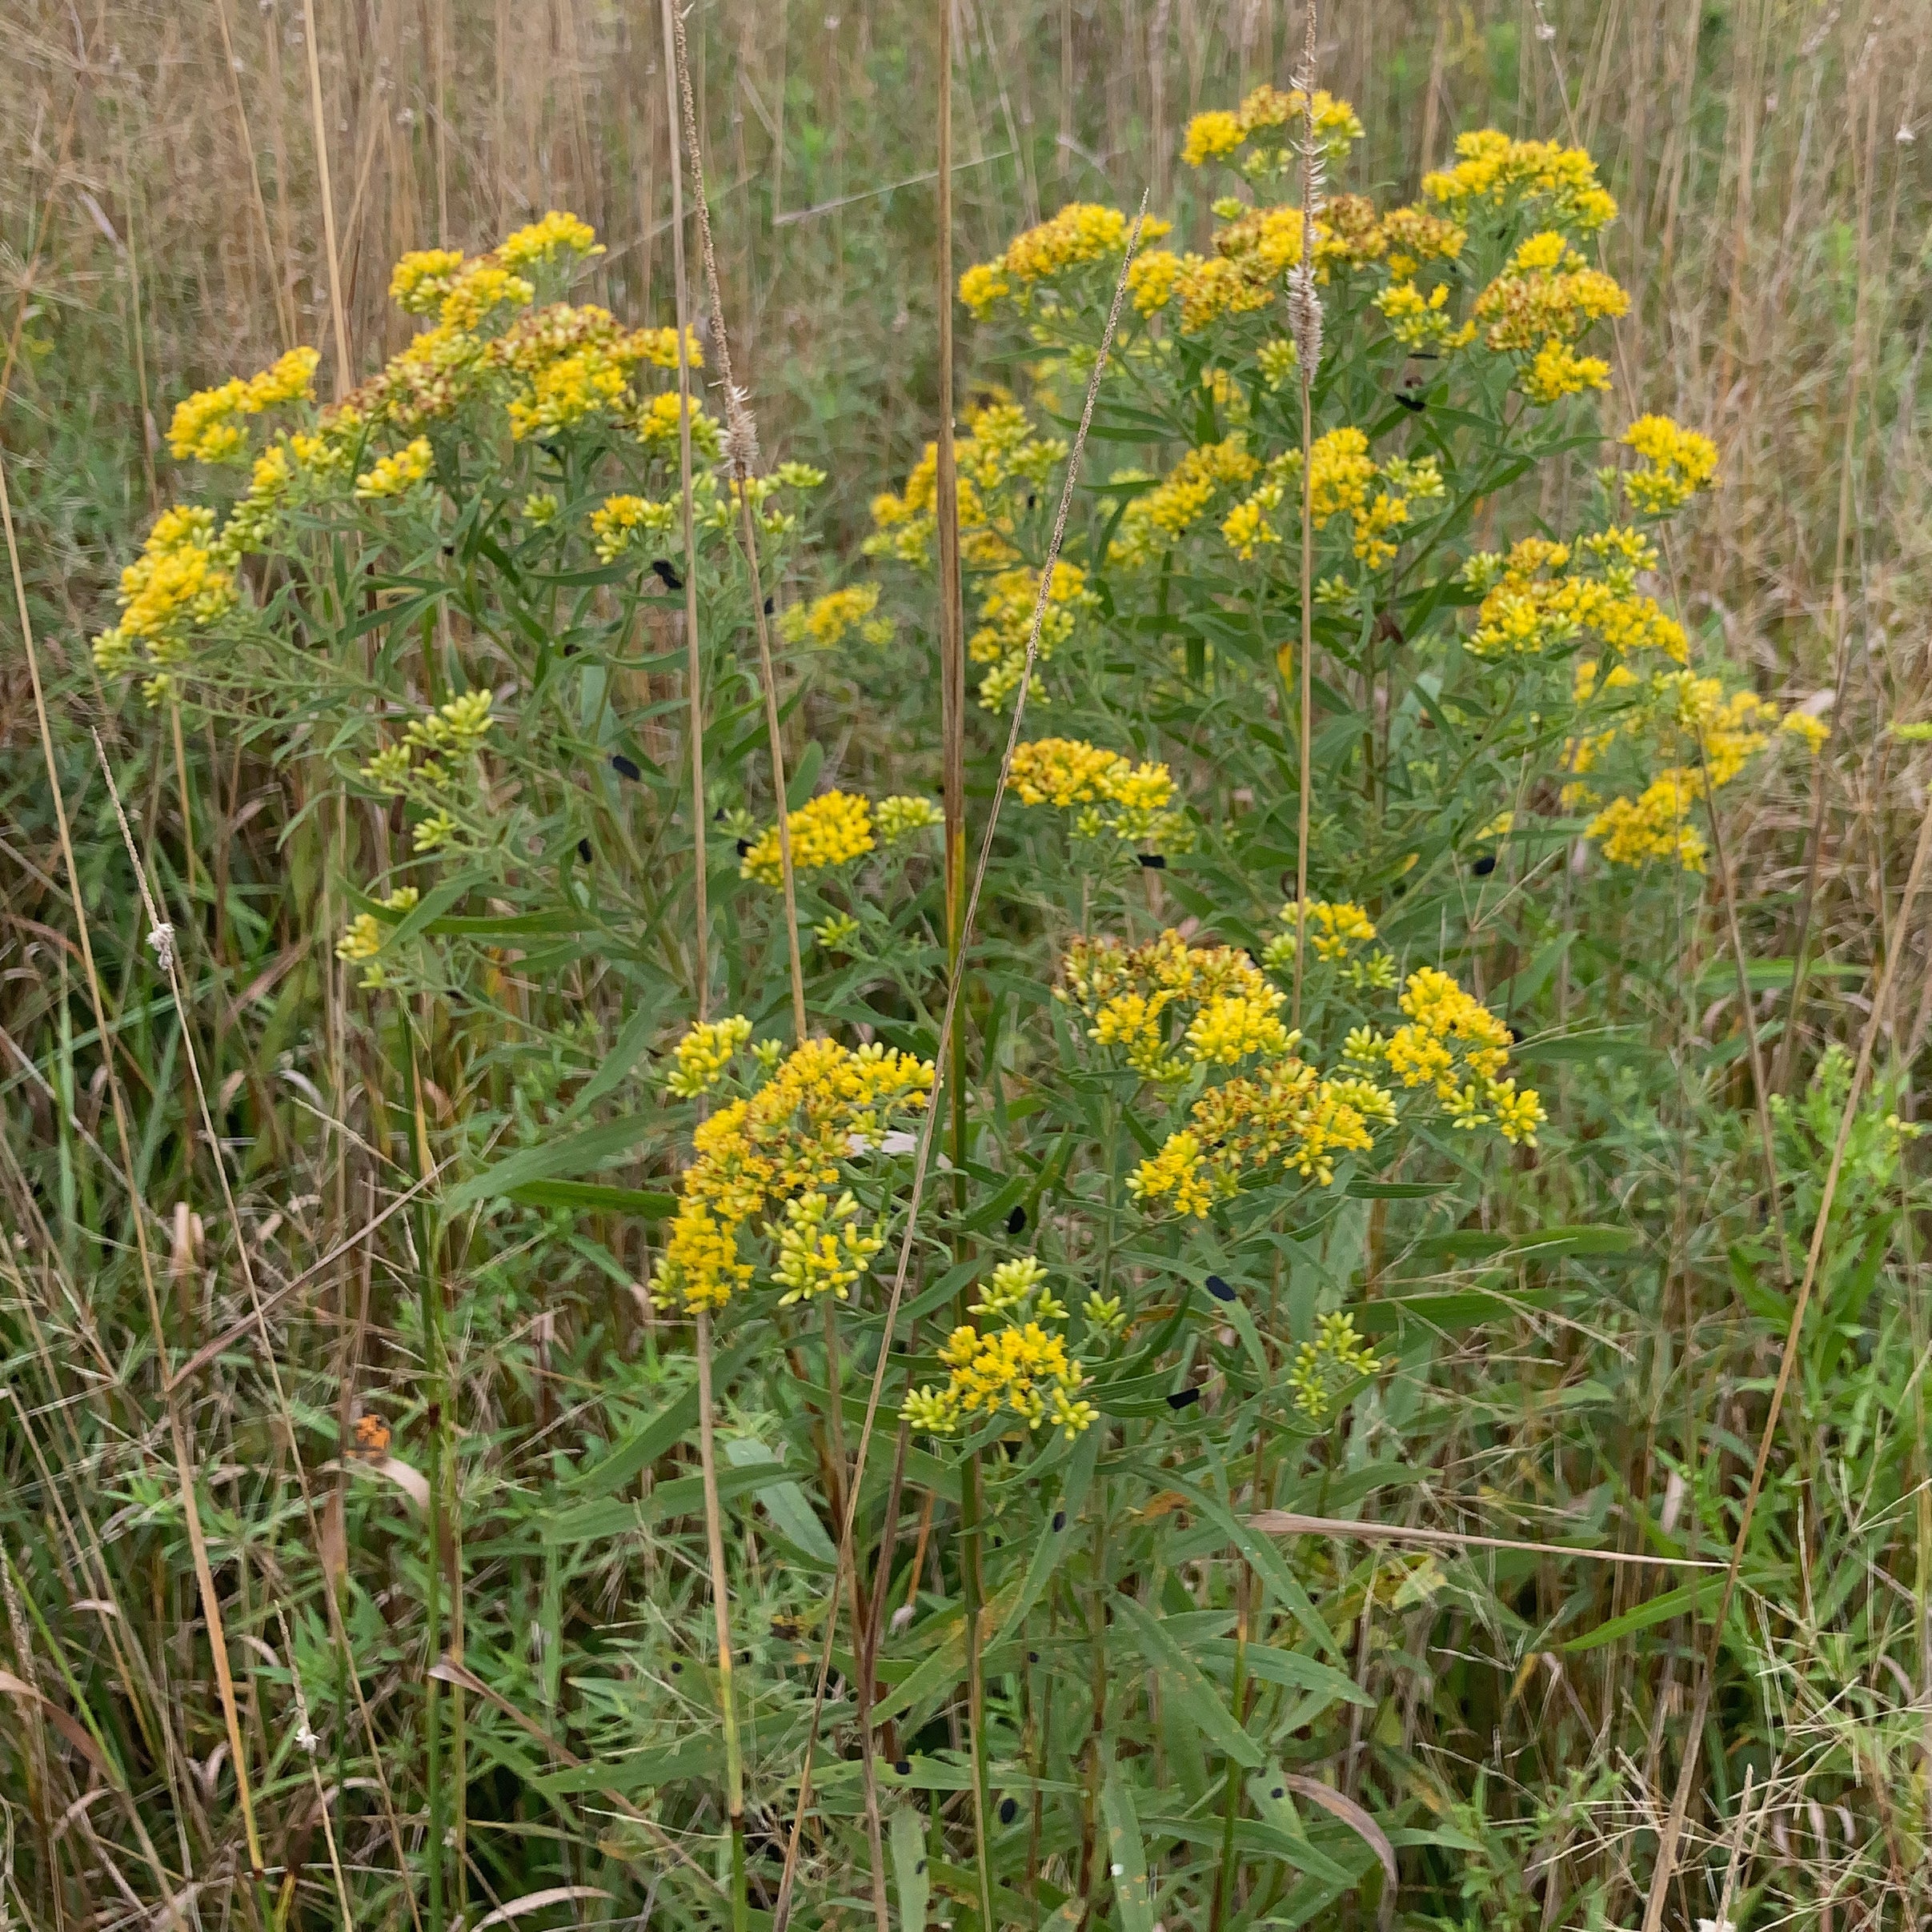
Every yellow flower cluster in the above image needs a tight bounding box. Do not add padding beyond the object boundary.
[1228,430,1437,571]
[1060,930,1289,1084]
[779,583,883,647]
[1620,415,1720,514]
[667,1014,755,1098]
[1287,1312,1384,1420]
[354,435,434,499]
[652,1036,934,1313]
[1464,532,1688,663]
[92,505,238,687]
[906,1318,1096,1440]
[591,493,675,560]
[740,790,876,885]
[868,401,1066,569]
[876,794,944,841]
[335,886,420,990]
[1422,130,1618,234]
[958,204,1173,317]
[1471,231,1628,405]
[497,210,604,275]
[1277,900,1377,963]
[1112,438,1260,565]
[500,303,673,440]
[1011,738,1184,848]
[1374,278,1475,354]
[968,560,1093,708]
[1573,667,1807,872]
[359,690,495,804]
[1180,83,1365,174]
[167,347,321,463]
[1349,967,1545,1144]
[767,1190,886,1307]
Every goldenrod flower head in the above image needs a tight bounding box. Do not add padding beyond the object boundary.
[497,210,603,275]
[1182,85,1363,175]
[912,1314,1092,1439]
[522,491,559,526]
[168,347,320,463]
[1781,710,1830,755]
[740,790,876,885]
[335,886,419,989]
[669,1014,754,1097]
[635,387,723,457]
[1277,900,1378,963]
[779,583,880,648]
[1422,130,1617,233]
[391,248,468,315]
[652,1035,933,1313]
[591,492,675,560]
[766,1189,885,1306]
[1620,415,1720,514]
[876,794,944,841]
[1288,1312,1384,1419]
[957,203,1173,318]
[439,262,535,331]
[355,435,435,499]
[635,325,704,370]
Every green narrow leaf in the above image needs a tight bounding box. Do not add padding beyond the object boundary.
[1111,1594,1262,1770]
[1561,1576,1725,1653]
[503,1180,675,1218]
[890,1806,928,1931]
[1100,1769,1156,1932]
[447,1116,659,1209]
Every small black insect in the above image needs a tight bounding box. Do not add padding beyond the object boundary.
[1271,1784,1285,1800]
[895,1759,912,1777]
[1028,1649,1040,1664]
[562,643,579,657]
[1006,1204,1028,1234]
[1052,1509,1067,1533]
[1167,1387,1200,1411]
[669,1661,683,1673]
[1026,491,1038,510]
[736,837,752,858]
[999,1797,1019,1825]
[577,839,593,864]
[610,753,643,782]
[764,595,775,615]
[650,558,683,591]
[1396,390,1427,414]
[1206,1275,1236,1304]
[441,543,456,557]
[1473,854,1497,876]
[1137,852,1167,870]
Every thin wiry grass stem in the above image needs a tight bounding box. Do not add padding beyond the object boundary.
[932,6,992,1925]
[659,0,709,1031]
[299,0,353,396]
[666,0,807,1044]
[695,1310,750,1932]
[1,445,270,1900]
[769,195,1151,1932]
[89,730,426,1929]
[1641,776,1932,1931]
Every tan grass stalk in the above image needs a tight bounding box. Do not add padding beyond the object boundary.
[1640,776,1932,1931]
[1246,1510,1724,1569]
[666,0,807,1044]
[1288,6,1325,1030]
[301,0,355,396]
[930,10,989,1930]
[0,447,267,1887]
[769,196,1152,1932]
[659,0,710,1028]
[659,14,747,1928]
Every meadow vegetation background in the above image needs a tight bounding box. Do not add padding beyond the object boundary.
[2,2,1932,1930]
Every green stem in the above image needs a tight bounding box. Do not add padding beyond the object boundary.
[407,1024,447,1932]
[695,1312,750,1932]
